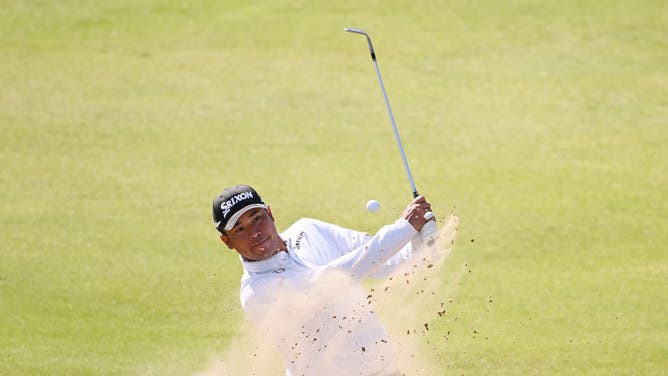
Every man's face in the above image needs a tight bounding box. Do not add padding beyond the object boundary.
[220,207,285,261]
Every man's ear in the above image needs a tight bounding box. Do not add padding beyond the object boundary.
[219,233,234,249]
[266,206,275,221]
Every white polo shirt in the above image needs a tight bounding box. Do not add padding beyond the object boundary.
[239,218,418,375]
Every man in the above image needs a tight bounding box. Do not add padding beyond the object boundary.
[212,185,436,375]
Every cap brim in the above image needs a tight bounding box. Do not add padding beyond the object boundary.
[223,204,268,231]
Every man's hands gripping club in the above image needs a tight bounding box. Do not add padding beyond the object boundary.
[401,195,439,245]
[402,195,434,231]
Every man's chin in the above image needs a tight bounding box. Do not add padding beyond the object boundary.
[251,241,272,256]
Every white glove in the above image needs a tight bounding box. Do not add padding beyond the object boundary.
[421,211,438,245]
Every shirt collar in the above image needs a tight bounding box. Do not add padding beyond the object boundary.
[240,251,293,273]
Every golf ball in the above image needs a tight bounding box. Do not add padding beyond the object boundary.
[366,199,380,213]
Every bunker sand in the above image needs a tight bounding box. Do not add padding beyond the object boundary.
[197,215,461,375]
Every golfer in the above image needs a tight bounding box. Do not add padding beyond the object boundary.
[213,185,435,375]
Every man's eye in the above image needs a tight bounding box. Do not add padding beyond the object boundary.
[235,226,245,233]
[253,215,262,222]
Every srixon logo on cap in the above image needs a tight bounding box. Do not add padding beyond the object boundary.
[221,191,254,217]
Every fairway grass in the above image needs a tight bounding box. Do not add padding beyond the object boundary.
[1,1,666,375]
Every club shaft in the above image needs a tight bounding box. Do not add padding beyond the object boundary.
[371,59,419,198]
[345,27,419,198]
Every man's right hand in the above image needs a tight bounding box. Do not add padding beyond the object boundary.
[401,195,435,232]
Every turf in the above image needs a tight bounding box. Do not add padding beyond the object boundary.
[1,0,666,375]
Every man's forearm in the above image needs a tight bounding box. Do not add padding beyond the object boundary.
[320,218,417,279]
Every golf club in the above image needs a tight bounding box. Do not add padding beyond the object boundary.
[344,27,438,244]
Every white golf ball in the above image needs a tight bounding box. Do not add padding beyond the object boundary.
[366,199,380,213]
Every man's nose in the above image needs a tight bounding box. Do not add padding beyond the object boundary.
[249,227,262,240]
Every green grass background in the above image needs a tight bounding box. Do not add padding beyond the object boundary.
[1,0,666,374]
